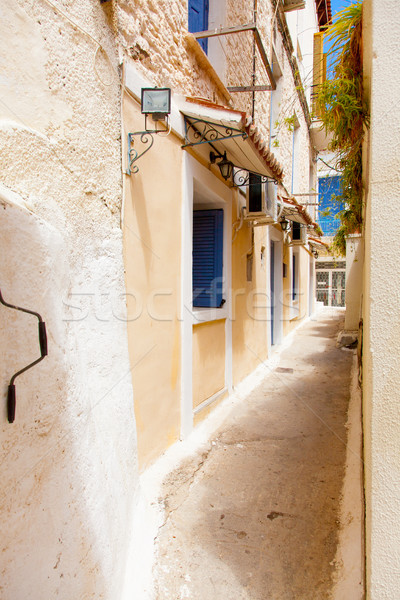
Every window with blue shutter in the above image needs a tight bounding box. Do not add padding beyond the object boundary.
[193,209,224,308]
[188,0,209,54]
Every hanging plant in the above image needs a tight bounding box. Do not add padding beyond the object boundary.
[317,1,368,255]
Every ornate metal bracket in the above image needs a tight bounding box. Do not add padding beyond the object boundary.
[232,169,276,187]
[0,289,48,423]
[182,116,248,148]
[126,132,155,175]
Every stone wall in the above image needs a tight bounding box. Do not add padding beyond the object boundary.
[0,1,318,597]
[116,0,314,200]
[117,0,313,192]
[0,1,139,599]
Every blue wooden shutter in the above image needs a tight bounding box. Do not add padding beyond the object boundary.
[188,0,209,54]
[193,209,223,308]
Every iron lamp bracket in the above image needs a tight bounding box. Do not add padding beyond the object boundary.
[126,115,171,176]
[0,289,48,423]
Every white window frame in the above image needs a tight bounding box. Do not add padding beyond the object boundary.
[181,153,233,438]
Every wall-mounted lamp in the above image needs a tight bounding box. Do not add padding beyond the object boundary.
[210,151,234,181]
[141,87,171,125]
[312,248,319,258]
[127,87,172,175]
[280,218,291,232]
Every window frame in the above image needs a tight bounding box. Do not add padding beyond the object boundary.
[191,200,229,324]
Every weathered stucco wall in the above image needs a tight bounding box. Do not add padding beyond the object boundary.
[0,2,139,598]
[1,0,320,595]
[362,1,400,598]
[116,0,228,105]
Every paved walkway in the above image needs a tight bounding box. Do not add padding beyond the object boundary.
[152,309,360,599]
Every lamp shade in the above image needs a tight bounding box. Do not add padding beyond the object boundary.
[218,152,233,181]
[141,88,171,115]
[280,218,290,231]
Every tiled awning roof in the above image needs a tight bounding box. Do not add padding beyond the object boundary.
[180,98,320,235]
[308,236,329,248]
[181,98,284,182]
[279,194,321,234]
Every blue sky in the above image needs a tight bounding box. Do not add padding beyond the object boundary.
[325,0,357,73]
[330,0,352,15]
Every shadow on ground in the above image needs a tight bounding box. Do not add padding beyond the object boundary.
[154,311,353,600]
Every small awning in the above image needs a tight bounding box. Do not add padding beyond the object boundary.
[279,194,321,233]
[179,98,321,236]
[281,202,309,225]
[308,236,329,248]
[180,98,284,182]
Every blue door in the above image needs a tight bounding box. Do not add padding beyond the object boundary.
[188,0,209,53]
[270,241,275,345]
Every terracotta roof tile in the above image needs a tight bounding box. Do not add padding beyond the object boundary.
[243,118,284,181]
[184,97,284,182]
[279,194,321,235]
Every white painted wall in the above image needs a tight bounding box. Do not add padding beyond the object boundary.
[363,1,400,598]
[345,234,363,331]
[0,2,139,599]
[208,0,227,83]
[284,1,319,107]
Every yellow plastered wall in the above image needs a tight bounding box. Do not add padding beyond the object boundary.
[123,95,182,470]
[192,320,226,409]
[231,195,269,385]
[283,244,310,336]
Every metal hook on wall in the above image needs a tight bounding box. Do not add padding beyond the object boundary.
[0,289,48,423]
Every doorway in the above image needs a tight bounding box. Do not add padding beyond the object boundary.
[270,240,275,345]
[269,230,283,347]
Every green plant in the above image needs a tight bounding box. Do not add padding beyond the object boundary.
[283,115,297,132]
[317,1,368,256]
[320,207,332,218]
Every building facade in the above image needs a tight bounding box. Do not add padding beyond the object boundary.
[0,0,329,597]
[121,0,327,468]
[362,0,400,597]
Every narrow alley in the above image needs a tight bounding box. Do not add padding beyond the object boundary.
[152,309,362,600]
